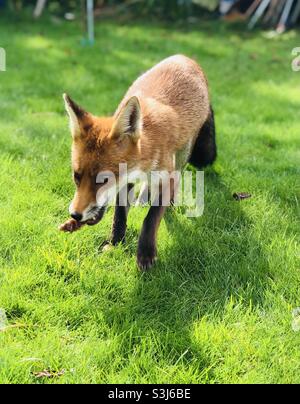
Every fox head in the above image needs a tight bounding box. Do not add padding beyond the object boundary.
[63,94,142,225]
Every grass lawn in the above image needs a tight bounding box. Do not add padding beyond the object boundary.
[0,11,299,384]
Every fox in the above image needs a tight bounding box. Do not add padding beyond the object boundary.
[60,55,217,271]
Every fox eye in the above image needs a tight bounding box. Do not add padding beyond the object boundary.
[74,172,82,185]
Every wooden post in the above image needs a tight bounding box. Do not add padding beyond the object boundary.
[291,0,300,24]
[263,0,280,23]
[86,0,95,44]
[33,0,47,18]
[277,0,295,32]
[248,0,271,29]
[270,0,286,26]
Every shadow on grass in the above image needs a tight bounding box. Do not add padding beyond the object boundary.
[97,169,270,377]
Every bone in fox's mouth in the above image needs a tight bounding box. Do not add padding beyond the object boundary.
[85,207,106,226]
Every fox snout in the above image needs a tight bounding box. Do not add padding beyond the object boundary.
[69,200,97,221]
[69,202,106,226]
[70,211,83,222]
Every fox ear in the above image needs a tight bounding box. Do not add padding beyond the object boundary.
[112,96,142,143]
[63,93,91,138]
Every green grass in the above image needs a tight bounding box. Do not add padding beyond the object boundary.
[0,11,299,384]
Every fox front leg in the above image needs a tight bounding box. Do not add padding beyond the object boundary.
[137,204,167,271]
[102,184,134,250]
[137,173,178,270]
[111,205,130,245]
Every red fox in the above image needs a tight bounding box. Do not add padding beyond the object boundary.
[60,55,216,270]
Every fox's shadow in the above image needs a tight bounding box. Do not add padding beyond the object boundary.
[98,169,271,377]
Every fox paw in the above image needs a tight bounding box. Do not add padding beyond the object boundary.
[101,241,114,252]
[137,244,157,271]
[59,219,83,233]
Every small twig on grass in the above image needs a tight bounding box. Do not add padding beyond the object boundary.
[33,369,65,379]
[233,192,252,201]
[0,323,27,332]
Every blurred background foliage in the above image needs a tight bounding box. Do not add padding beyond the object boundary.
[4,1,299,29]
[4,0,207,20]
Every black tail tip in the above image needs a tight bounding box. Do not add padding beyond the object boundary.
[189,106,217,169]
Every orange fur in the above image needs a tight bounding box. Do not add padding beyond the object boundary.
[63,55,210,217]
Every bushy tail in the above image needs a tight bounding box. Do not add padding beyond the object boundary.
[189,106,217,169]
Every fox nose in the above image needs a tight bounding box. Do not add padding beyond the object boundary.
[71,212,83,222]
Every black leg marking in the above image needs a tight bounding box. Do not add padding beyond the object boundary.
[103,184,134,248]
[137,204,166,271]
[111,205,129,245]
